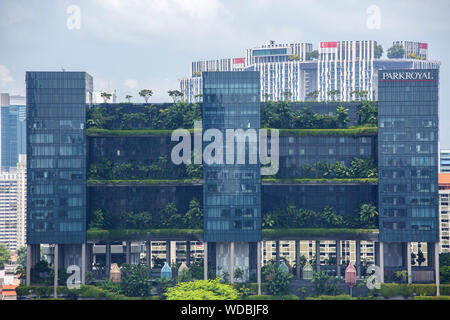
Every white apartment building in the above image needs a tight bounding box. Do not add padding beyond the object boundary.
[16,155,26,249]
[0,170,17,251]
[439,173,450,253]
[393,41,428,59]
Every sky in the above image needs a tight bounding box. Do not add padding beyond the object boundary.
[0,0,449,146]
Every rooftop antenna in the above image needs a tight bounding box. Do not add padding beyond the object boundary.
[62,68,66,72]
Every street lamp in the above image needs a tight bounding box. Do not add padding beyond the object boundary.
[345,261,356,297]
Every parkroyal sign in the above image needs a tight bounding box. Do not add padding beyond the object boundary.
[381,71,435,81]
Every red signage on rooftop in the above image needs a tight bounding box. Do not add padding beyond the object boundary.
[233,58,245,64]
[320,42,338,48]
[419,43,428,49]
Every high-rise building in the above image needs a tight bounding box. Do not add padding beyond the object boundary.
[202,71,261,278]
[0,94,26,169]
[0,170,17,251]
[378,69,439,281]
[439,173,450,253]
[16,155,26,249]
[440,149,450,173]
[26,71,92,247]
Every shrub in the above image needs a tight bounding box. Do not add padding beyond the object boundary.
[165,278,239,300]
[306,294,356,300]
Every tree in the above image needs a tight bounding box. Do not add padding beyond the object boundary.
[311,271,342,296]
[306,90,319,101]
[263,93,271,102]
[289,54,301,61]
[0,243,10,269]
[336,106,349,128]
[194,94,203,102]
[120,264,153,297]
[374,44,383,59]
[165,278,239,300]
[139,89,153,103]
[357,100,377,126]
[327,89,341,101]
[125,95,133,103]
[16,246,27,268]
[358,203,378,228]
[100,92,112,103]
[387,45,405,59]
[262,260,293,295]
[183,198,203,229]
[307,50,319,60]
[168,90,184,103]
[160,202,182,228]
[416,250,426,266]
[89,209,104,229]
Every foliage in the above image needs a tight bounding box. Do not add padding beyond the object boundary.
[262,260,293,296]
[89,209,105,229]
[177,268,193,282]
[165,278,239,300]
[379,283,437,298]
[306,294,356,300]
[311,271,342,296]
[0,243,10,269]
[358,203,379,228]
[387,45,405,59]
[120,264,153,297]
[167,90,184,103]
[374,44,383,59]
[243,294,299,300]
[357,101,377,125]
[307,50,319,60]
[440,266,450,284]
[262,202,378,229]
[139,89,153,103]
[414,296,450,300]
[182,198,203,229]
[100,278,122,294]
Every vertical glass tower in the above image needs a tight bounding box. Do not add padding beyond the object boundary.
[378,69,439,243]
[26,72,92,244]
[202,71,261,242]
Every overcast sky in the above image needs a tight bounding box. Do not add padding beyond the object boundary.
[1,0,449,146]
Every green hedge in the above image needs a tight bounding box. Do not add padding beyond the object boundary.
[379,284,450,298]
[87,127,377,137]
[414,296,450,300]
[306,294,356,300]
[262,228,378,239]
[16,285,161,300]
[274,127,377,137]
[87,179,201,186]
[243,294,299,300]
[262,178,378,184]
[87,228,203,241]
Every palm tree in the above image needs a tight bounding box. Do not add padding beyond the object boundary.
[139,89,153,103]
[125,95,133,103]
[100,92,112,103]
[168,90,184,103]
[282,91,293,101]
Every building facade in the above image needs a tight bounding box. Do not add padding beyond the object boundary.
[393,41,428,60]
[26,71,92,245]
[439,173,450,253]
[440,149,450,173]
[0,170,17,251]
[0,94,26,169]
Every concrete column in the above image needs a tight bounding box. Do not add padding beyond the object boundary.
[203,242,208,280]
[295,240,301,280]
[275,240,280,264]
[126,241,131,264]
[146,241,152,268]
[315,241,320,271]
[356,240,361,278]
[230,242,235,284]
[336,240,341,277]
[54,244,59,299]
[105,242,111,278]
[435,243,440,296]
[81,243,86,285]
[166,241,171,264]
[375,242,380,266]
[186,241,191,266]
[407,242,412,284]
[379,242,384,283]
[26,244,32,286]
[257,241,262,295]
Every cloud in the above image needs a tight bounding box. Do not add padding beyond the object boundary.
[0,65,14,87]
[124,79,138,89]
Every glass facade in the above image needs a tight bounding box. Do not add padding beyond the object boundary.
[1,105,26,168]
[202,71,261,242]
[378,69,439,242]
[26,71,92,244]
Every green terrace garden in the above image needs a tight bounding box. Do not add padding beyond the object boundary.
[86,100,377,131]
